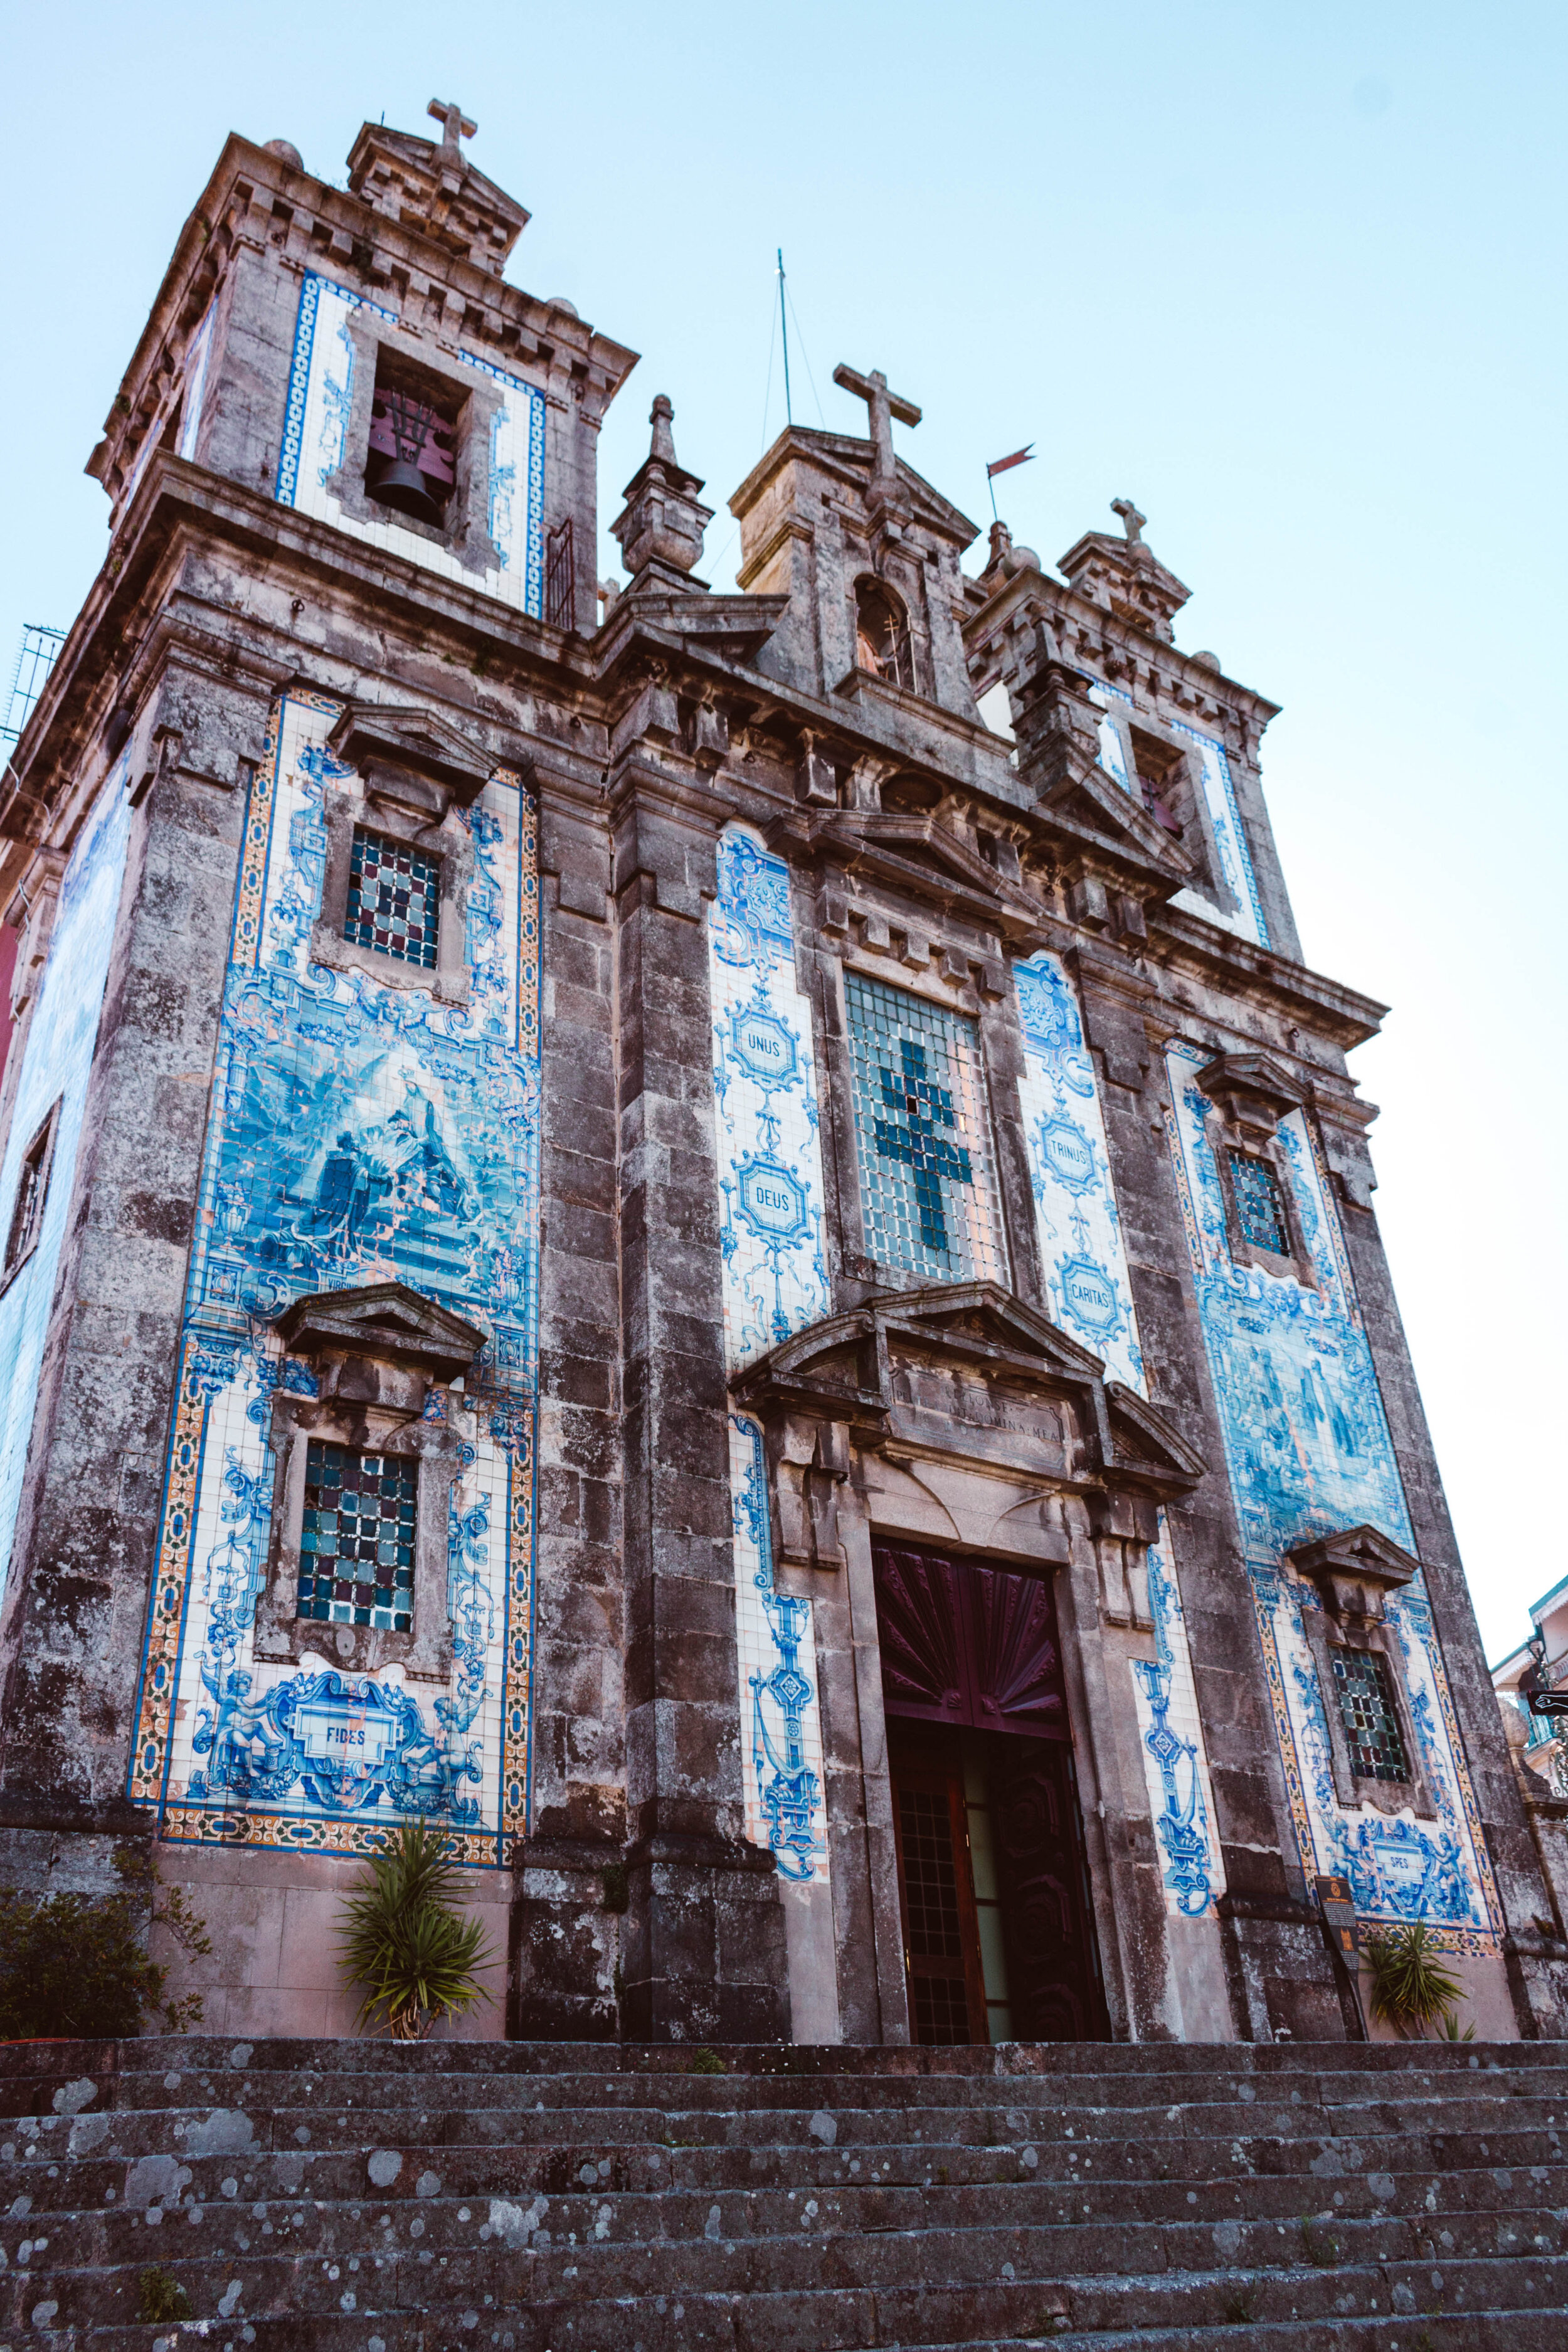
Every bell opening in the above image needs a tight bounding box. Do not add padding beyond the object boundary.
[365,373,458,531]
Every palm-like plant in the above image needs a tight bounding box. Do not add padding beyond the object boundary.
[1361,1920,1465,2038]
[337,1819,495,2040]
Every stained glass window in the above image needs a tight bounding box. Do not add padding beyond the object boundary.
[1332,1647,1410,1783]
[344,827,440,970]
[297,1440,416,1630]
[1231,1152,1291,1256]
[845,972,1008,1285]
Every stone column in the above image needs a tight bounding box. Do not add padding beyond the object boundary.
[609,744,788,2042]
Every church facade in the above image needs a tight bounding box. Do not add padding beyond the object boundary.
[0,106,1562,2047]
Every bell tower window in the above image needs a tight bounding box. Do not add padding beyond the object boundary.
[854,578,913,692]
[1229,1152,1291,1256]
[366,363,458,527]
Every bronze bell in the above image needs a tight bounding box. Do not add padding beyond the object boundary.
[366,386,456,527]
[367,453,445,526]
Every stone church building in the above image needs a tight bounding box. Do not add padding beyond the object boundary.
[0,103,1561,2048]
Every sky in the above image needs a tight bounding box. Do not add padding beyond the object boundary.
[1,1,1562,1662]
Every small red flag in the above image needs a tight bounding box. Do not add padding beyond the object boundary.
[986,443,1034,480]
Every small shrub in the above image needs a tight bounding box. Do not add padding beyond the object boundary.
[1438,2008,1477,2041]
[689,2047,726,2075]
[336,1818,496,2041]
[137,2265,191,2323]
[1362,1922,1465,2037]
[1221,2285,1260,2324]
[0,1850,209,2040]
[600,1862,629,1914]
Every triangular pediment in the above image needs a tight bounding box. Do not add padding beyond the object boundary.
[1286,1523,1420,1590]
[775,809,1041,936]
[328,701,494,800]
[275,1280,486,1381]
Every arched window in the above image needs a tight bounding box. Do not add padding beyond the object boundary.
[854,577,914,692]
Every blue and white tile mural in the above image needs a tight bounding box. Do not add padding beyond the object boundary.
[1163,1041,1503,1946]
[129,693,540,1865]
[0,767,133,1592]
[1015,950,1226,1919]
[709,824,830,1887]
[1088,682,1269,949]
[274,274,547,617]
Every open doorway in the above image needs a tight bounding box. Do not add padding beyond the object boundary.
[875,1542,1108,2044]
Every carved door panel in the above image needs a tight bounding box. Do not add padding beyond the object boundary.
[990,1737,1108,2041]
[872,1542,1068,1737]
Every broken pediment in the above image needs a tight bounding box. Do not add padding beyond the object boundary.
[1056,528,1192,645]
[328,700,495,818]
[1286,1523,1421,1624]
[733,1279,1204,1497]
[770,807,1043,941]
[275,1280,486,1387]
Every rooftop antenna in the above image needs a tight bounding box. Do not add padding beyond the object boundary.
[776,249,793,427]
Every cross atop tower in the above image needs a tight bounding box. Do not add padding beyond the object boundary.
[427,98,478,162]
[1111,496,1147,546]
[832,363,922,485]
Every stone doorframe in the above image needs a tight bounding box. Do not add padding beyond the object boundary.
[731,1278,1210,2045]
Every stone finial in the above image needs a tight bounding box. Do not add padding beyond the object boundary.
[608,396,714,595]
[649,395,678,465]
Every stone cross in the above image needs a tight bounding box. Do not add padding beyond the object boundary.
[428,99,478,161]
[832,364,922,482]
[1111,497,1147,546]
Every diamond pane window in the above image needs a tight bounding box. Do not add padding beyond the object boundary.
[297,1439,416,1631]
[845,972,1008,1285]
[344,827,440,970]
[1231,1152,1291,1255]
[1332,1648,1410,1783]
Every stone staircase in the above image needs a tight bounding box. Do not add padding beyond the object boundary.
[1,2035,1565,2351]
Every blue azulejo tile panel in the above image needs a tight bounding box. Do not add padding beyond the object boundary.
[710,825,829,1372]
[128,693,540,1867]
[1088,681,1269,950]
[0,769,133,1592]
[1014,950,1143,1391]
[1163,1039,1502,1946]
[1015,950,1224,1918]
[274,274,546,617]
[708,827,831,1893]
[730,1414,828,1885]
[845,970,1008,1290]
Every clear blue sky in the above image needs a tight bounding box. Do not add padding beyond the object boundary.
[3,1,1562,1661]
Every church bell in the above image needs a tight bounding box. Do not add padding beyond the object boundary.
[366,385,457,526]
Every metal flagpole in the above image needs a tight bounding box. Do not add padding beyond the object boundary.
[777,249,793,427]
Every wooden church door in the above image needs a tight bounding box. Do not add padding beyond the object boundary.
[874,1542,1108,2043]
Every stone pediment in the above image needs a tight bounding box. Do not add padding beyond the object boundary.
[1286,1523,1421,1624]
[733,1279,1205,1499]
[275,1280,485,1384]
[1038,755,1197,886]
[1197,1050,1305,1142]
[346,120,529,276]
[328,701,494,815]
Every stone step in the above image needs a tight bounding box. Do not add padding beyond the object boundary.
[14,2232,1568,2344]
